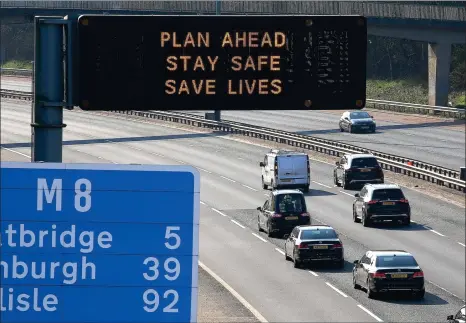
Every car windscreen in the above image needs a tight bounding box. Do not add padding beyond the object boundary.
[300,229,337,240]
[350,157,379,168]
[276,194,305,213]
[350,111,371,119]
[372,189,405,200]
[376,255,418,267]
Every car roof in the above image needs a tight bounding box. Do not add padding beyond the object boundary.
[268,149,307,156]
[345,153,376,159]
[272,189,304,195]
[298,225,334,231]
[365,183,401,190]
[367,250,413,257]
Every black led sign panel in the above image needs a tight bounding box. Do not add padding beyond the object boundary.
[77,15,367,111]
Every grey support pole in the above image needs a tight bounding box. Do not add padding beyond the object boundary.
[31,17,68,162]
[214,0,222,122]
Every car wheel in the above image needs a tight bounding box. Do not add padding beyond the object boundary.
[362,211,371,227]
[353,274,361,290]
[270,180,274,191]
[257,217,263,232]
[340,126,344,132]
[285,246,292,261]
[402,217,411,226]
[353,205,361,223]
[366,285,376,299]
[293,250,301,268]
[342,176,350,189]
[348,125,353,133]
[302,185,310,193]
[413,289,425,300]
[334,172,340,187]
[267,223,274,238]
[336,258,345,268]
[262,176,267,189]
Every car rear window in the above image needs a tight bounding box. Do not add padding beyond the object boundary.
[350,158,379,168]
[300,229,337,240]
[350,111,371,119]
[376,255,418,267]
[277,194,305,213]
[372,189,405,200]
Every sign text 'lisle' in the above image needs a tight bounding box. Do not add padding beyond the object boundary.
[77,15,367,111]
[0,162,200,323]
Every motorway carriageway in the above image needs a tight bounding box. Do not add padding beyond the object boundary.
[1,100,465,322]
[2,76,465,169]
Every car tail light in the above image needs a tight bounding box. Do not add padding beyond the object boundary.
[413,271,424,278]
[298,243,309,249]
[367,200,378,204]
[370,272,386,278]
[300,212,310,217]
[332,243,343,249]
[271,213,282,218]
[399,199,409,203]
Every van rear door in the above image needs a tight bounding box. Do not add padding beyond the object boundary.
[277,155,308,185]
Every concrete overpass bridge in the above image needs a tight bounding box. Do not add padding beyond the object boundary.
[1,1,465,106]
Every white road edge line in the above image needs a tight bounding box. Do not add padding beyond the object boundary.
[1,147,31,158]
[198,168,212,174]
[357,304,383,322]
[231,219,246,229]
[458,242,466,247]
[220,175,236,183]
[274,248,285,256]
[211,208,227,217]
[198,261,268,323]
[339,190,355,197]
[242,184,258,191]
[430,229,445,237]
[428,280,464,301]
[325,282,348,298]
[251,233,267,243]
[312,181,332,189]
[308,271,319,277]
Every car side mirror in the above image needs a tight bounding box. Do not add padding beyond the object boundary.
[257,206,262,211]
[353,260,359,264]
[447,315,453,320]
[259,162,265,167]
[370,115,374,118]
[354,193,360,197]
[283,234,290,239]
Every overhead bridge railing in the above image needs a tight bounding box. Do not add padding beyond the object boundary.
[2,68,465,119]
[1,89,465,192]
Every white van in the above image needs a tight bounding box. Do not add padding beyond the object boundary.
[260,149,310,192]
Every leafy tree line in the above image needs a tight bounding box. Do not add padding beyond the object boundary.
[1,23,464,100]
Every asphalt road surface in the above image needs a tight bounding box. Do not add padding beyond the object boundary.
[2,99,464,322]
[1,76,465,169]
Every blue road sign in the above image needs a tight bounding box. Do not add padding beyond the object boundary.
[0,162,200,323]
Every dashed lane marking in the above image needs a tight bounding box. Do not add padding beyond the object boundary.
[339,190,355,197]
[1,146,30,158]
[242,184,258,191]
[325,282,348,298]
[251,233,267,243]
[274,248,285,256]
[430,229,445,237]
[220,175,236,183]
[231,219,246,229]
[200,201,207,206]
[312,181,332,189]
[357,305,383,322]
[458,242,466,247]
[198,168,212,174]
[211,208,228,217]
[309,271,319,277]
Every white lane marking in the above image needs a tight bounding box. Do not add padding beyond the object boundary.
[251,233,267,243]
[220,175,236,183]
[357,305,383,322]
[198,261,268,323]
[1,147,30,158]
[312,181,332,189]
[325,282,348,298]
[238,157,244,160]
[231,219,246,229]
[428,280,464,301]
[264,193,269,197]
[198,168,212,174]
[458,242,466,247]
[410,220,417,223]
[211,208,228,217]
[200,201,207,206]
[309,271,319,277]
[274,248,285,256]
[176,160,186,164]
[430,229,445,237]
[339,190,355,197]
[242,184,258,191]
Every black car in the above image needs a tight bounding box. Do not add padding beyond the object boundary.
[257,189,311,238]
[334,153,384,189]
[352,250,425,299]
[353,184,411,226]
[284,225,344,268]
[339,111,376,133]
